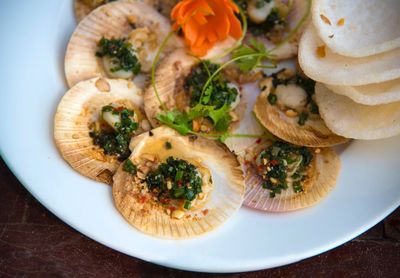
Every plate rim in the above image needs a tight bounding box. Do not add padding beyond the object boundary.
[0,0,400,273]
[1,153,399,273]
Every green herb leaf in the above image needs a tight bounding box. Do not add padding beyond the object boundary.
[232,38,269,72]
[208,104,232,132]
[96,37,141,74]
[156,110,192,135]
[123,159,137,175]
[201,85,213,105]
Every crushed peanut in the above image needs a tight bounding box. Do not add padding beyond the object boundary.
[229,111,239,122]
[128,27,159,71]
[200,124,210,132]
[285,109,298,117]
[167,180,172,190]
[95,78,110,92]
[137,171,146,180]
[127,81,134,89]
[127,15,137,25]
[171,209,185,220]
[192,119,200,132]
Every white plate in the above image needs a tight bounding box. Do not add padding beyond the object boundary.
[0,0,399,273]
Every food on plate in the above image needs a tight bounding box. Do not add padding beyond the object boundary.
[315,83,400,140]
[324,78,400,106]
[65,1,180,87]
[235,0,311,60]
[253,68,348,147]
[312,0,400,57]
[144,49,246,134]
[54,0,362,238]
[298,1,400,142]
[54,77,149,184]
[298,25,400,86]
[243,139,340,211]
[112,126,245,238]
[74,0,179,21]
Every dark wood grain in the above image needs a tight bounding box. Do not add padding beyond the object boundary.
[0,158,399,277]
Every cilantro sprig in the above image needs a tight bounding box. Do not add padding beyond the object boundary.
[232,38,276,72]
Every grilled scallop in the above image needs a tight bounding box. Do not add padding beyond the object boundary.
[244,0,311,60]
[66,1,181,88]
[242,140,340,212]
[112,126,245,238]
[253,68,348,147]
[144,49,247,131]
[54,77,150,184]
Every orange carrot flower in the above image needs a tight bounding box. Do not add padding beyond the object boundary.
[171,0,243,56]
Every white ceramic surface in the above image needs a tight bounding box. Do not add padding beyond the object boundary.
[0,0,399,273]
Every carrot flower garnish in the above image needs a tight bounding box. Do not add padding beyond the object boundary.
[171,0,243,56]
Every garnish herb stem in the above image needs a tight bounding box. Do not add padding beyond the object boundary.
[200,52,274,99]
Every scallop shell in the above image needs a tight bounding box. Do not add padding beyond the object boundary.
[253,83,348,147]
[54,77,147,184]
[112,126,245,239]
[243,147,340,212]
[144,49,196,127]
[66,1,180,87]
[74,0,178,22]
[144,49,247,130]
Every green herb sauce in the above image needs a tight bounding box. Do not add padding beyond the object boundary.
[89,105,138,161]
[145,157,203,209]
[123,159,137,175]
[250,8,286,36]
[258,141,313,197]
[184,61,239,109]
[96,37,141,74]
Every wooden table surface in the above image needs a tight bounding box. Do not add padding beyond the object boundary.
[0,158,399,277]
